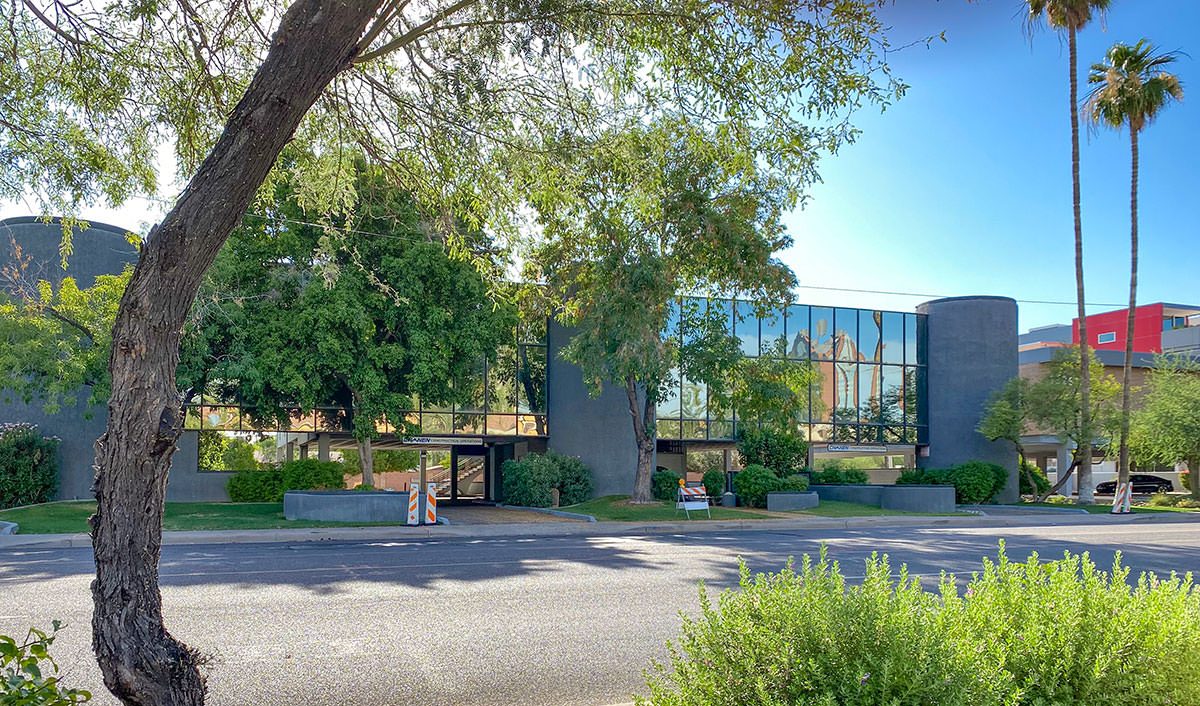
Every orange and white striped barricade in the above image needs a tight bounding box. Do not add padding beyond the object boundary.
[425,483,438,525]
[677,484,710,519]
[1110,481,1133,514]
[407,485,420,526]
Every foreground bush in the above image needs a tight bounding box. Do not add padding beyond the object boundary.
[641,545,1200,706]
[0,423,60,510]
[652,469,683,501]
[1018,460,1050,495]
[501,452,594,507]
[226,459,345,502]
[1,621,91,704]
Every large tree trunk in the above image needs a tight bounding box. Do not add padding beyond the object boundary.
[89,2,383,704]
[1068,27,1095,505]
[1116,127,1139,497]
[625,376,656,504]
[357,436,376,487]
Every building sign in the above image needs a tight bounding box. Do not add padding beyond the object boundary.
[402,436,485,446]
[827,444,890,453]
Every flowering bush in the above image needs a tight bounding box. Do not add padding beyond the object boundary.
[640,544,1200,706]
[0,423,60,509]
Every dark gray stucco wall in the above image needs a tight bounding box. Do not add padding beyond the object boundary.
[917,296,1019,502]
[545,320,650,498]
[0,217,141,500]
[165,431,231,502]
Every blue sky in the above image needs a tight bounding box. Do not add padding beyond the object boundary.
[781,0,1200,331]
[2,0,1195,333]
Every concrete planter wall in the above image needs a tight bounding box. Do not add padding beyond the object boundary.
[812,484,956,514]
[766,491,819,512]
[284,489,410,522]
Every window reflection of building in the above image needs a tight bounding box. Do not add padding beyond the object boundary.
[651,297,928,445]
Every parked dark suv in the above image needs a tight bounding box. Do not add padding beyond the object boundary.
[1095,474,1173,495]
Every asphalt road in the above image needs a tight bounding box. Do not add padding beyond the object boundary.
[5,518,1200,706]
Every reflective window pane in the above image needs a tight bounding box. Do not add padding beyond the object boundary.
[454,413,484,434]
[859,364,881,423]
[811,307,834,360]
[488,346,517,413]
[760,307,786,356]
[516,345,546,414]
[814,361,835,422]
[664,296,682,341]
[882,312,904,364]
[833,424,857,442]
[657,371,681,420]
[708,420,734,439]
[681,420,707,439]
[422,413,452,434]
[811,423,834,442]
[680,377,707,420]
[834,362,857,422]
[906,367,922,426]
[786,304,810,359]
[882,365,905,426]
[905,313,918,366]
[834,308,858,361]
[735,300,759,356]
[657,419,681,439]
[859,310,882,363]
[454,356,486,413]
[486,414,517,435]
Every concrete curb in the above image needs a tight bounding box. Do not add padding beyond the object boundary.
[2,510,1198,550]
[0,521,17,536]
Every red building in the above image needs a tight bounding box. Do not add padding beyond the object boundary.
[1072,303,1200,354]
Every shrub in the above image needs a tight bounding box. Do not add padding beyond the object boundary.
[732,464,783,508]
[810,465,870,485]
[1018,461,1050,496]
[948,461,1007,504]
[1147,493,1200,509]
[501,452,594,507]
[652,469,683,502]
[640,549,1011,706]
[1,621,91,704]
[226,459,345,502]
[896,463,1007,504]
[640,545,1200,706]
[0,423,60,509]
[780,474,809,492]
[736,429,808,477]
[1180,471,1190,490]
[701,469,727,498]
[551,452,594,506]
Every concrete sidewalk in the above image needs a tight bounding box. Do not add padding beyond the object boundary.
[3,508,1198,549]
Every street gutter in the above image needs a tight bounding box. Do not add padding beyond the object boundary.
[2,510,1198,550]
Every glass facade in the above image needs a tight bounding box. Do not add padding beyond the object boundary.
[654,298,928,444]
[185,326,549,437]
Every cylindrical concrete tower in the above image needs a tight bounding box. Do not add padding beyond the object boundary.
[917,296,1019,503]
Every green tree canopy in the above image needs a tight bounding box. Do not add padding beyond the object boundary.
[1131,355,1200,497]
[0,258,131,414]
[187,163,516,483]
[526,120,797,502]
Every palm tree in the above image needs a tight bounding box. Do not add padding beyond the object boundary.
[1086,40,1184,506]
[1025,0,1112,504]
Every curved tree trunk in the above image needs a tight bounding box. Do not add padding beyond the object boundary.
[1068,27,1094,505]
[357,436,376,487]
[1037,454,1081,503]
[1117,127,1140,498]
[626,376,656,504]
[89,2,383,704]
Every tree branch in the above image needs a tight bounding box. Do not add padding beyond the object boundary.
[353,0,481,64]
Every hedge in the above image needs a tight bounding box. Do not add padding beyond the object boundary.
[896,461,1008,504]
[226,459,345,502]
[0,423,60,509]
[501,452,594,507]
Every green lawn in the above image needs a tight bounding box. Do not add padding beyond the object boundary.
[1020,501,1195,514]
[785,500,945,518]
[556,495,775,521]
[0,501,413,534]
